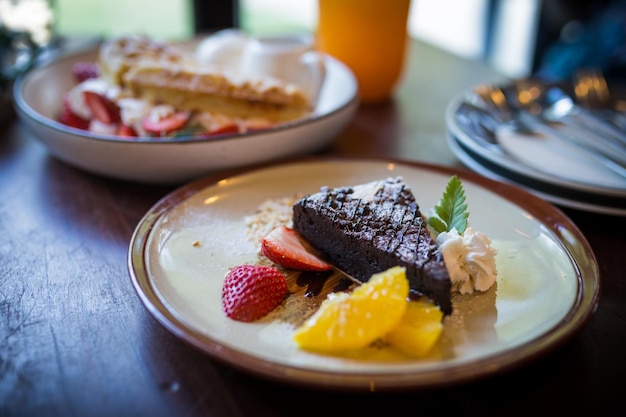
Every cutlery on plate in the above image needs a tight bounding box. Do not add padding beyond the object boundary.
[512,77,626,148]
[454,101,508,154]
[473,84,626,178]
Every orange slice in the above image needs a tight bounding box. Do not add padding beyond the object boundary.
[385,299,443,358]
[293,266,409,352]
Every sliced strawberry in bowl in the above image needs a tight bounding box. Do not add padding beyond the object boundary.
[59,106,90,130]
[221,264,289,322]
[261,226,332,271]
[193,112,240,137]
[83,91,121,124]
[59,94,90,130]
[116,124,138,138]
[207,122,239,136]
[142,111,191,136]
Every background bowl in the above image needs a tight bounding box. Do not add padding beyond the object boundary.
[12,47,358,184]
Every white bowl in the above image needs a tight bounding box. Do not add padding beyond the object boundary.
[13,47,358,184]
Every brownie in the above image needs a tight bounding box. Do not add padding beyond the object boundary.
[292,177,452,315]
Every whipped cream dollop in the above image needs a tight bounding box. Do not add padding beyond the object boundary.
[435,226,498,294]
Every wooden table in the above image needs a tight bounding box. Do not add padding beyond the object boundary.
[1,39,624,416]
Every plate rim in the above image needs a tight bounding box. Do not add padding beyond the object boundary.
[447,131,626,216]
[127,156,601,391]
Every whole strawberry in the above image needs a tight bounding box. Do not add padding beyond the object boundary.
[222,265,289,322]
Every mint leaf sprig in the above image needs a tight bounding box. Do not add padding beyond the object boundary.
[428,175,469,235]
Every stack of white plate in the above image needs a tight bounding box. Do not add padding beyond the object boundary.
[445,84,626,216]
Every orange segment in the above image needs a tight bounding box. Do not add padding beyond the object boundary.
[293,266,409,353]
[385,299,443,358]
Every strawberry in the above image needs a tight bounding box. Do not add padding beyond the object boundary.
[59,95,89,130]
[207,122,239,136]
[72,62,99,83]
[261,226,332,271]
[116,124,138,138]
[83,91,121,124]
[142,111,190,135]
[222,265,289,322]
[194,113,240,137]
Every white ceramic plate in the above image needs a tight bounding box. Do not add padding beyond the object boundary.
[128,157,599,390]
[447,132,626,216]
[446,88,626,200]
[13,48,358,184]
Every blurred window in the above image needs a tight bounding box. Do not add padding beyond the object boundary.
[241,0,314,34]
[51,0,608,80]
[53,0,193,40]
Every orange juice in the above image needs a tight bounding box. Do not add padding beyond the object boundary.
[316,0,411,104]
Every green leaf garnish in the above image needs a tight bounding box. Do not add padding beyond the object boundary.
[428,175,469,234]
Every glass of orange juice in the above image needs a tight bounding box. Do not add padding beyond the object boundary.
[316,0,412,104]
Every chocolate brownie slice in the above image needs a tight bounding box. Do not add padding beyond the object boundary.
[292,176,452,315]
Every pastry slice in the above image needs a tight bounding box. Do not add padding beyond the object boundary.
[99,35,312,123]
[122,61,311,122]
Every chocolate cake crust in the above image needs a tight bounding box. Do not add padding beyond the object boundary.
[292,177,452,315]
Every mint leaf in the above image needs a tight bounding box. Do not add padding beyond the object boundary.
[428,175,469,234]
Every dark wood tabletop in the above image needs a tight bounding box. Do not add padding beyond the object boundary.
[1,38,625,416]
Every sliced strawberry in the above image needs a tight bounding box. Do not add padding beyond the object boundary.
[222,264,289,322]
[207,122,239,136]
[60,107,90,130]
[261,226,332,271]
[116,124,138,137]
[142,111,190,135]
[83,91,121,124]
[72,62,99,83]
[59,95,90,130]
